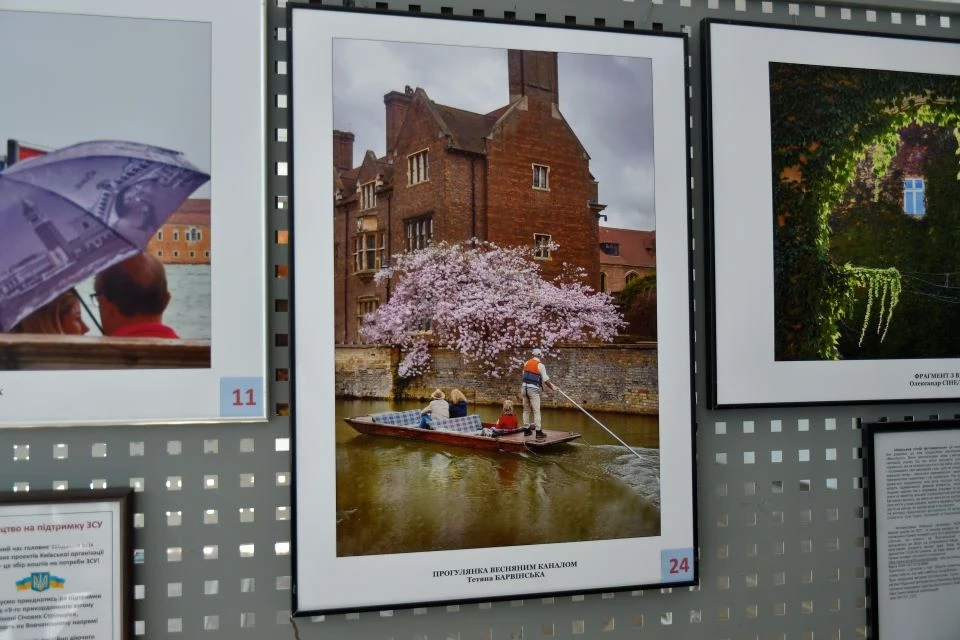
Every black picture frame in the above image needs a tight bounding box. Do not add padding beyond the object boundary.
[864,419,960,640]
[702,19,960,408]
[0,488,133,640]
[289,4,698,615]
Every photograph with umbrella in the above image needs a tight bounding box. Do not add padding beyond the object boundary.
[0,8,213,371]
[0,0,267,428]
[0,140,210,342]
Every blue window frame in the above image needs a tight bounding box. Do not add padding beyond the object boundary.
[904,177,925,216]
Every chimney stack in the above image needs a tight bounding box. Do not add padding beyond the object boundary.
[508,50,559,110]
[333,130,355,173]
[384,86,414,157]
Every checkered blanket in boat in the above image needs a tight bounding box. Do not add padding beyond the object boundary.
[370,409,422,427]
[431,414,483,434]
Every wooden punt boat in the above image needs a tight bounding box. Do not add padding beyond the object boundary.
[344,412,581,453]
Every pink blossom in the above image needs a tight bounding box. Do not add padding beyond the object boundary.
[359,240,626,377]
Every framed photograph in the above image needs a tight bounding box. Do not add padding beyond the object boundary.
[0,489,132,640]
[703,20,960,408]
[290,5,696,614]
[0,0,267,426]
[865,420,960,640]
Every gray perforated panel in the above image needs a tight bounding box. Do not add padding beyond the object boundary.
[2,0,958,638]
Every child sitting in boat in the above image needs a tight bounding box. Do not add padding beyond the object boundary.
[496,400,518,430]
[419,389,449,429]
[482,399,519,436]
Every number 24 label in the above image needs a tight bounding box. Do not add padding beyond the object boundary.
[660,548,694,583]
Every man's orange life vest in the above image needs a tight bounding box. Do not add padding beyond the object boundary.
[522,358,543,387]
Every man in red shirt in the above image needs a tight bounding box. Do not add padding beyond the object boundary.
[93,253,179,339]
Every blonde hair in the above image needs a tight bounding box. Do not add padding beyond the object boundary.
[15,292,79,335]
[449,388,467,404]
[502,400,514,415]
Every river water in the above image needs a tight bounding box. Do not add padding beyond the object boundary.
[75,264,210,339]
[334,398,661,557]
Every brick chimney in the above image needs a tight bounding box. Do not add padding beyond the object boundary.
[508,50,559,109]
[333,130,355,173]
[384,86,414,157]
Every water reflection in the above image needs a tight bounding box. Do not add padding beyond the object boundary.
[335,399,661,557]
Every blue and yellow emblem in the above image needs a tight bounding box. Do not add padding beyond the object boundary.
[15,572,65,592]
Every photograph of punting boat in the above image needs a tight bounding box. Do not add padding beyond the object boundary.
[330,39,665,557]
[291,6,694,612]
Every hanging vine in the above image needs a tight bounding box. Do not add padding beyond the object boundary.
[843,266,902,346]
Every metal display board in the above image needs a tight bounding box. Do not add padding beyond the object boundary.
[1,0,958,639]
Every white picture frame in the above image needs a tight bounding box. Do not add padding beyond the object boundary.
[291,5,696,614]
[0,0,267,427]
[703,20,960,408]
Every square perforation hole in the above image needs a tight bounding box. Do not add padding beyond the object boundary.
[130,478,144,492]
[276,506,290,521]
[166,511,182,527]
[276,472,290,486]
[204,439,219,454]
[90,479,108,490]
[53,481,68,490]
[240,473,255,488]
[130,442,145,456]
[167,441,182,455]
[91,443,107,458]
[203,545,219,560]
[204,509,219,525]
[165,476,182,491]
[240,438,255,453]
[53,443,68,459]
[13,444,29,461]
[204,580,219,595]
[203,475,219,490]
[239,508,255,523]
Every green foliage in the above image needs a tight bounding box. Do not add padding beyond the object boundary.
[830,127,960,359]
[618,272,656,306]
[617,273,657,340]
[770,62,960,360]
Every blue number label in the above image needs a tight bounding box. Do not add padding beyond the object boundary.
[220,377,264,417]
[660,548,694,583]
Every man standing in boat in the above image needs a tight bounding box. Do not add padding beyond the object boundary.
[520,348,558,440]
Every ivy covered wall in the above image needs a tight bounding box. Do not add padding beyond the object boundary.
[769,62,960,360]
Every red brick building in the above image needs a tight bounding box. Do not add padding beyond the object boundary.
[146,199,211,265]
[598,227,656,293]
[334,50,607,342]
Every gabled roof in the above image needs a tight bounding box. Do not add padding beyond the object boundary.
[433,103,499,154]
[598,227,656,269]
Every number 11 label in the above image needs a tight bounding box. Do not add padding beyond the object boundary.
[219,377,265,417]
[660,548,694,583]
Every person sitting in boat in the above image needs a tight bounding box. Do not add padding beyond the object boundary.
[419,389,449,429]
[448,388,468,418]
[495,399,518,430]
[520,348,558,440]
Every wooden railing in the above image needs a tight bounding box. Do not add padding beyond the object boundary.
[0,334,211,370]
